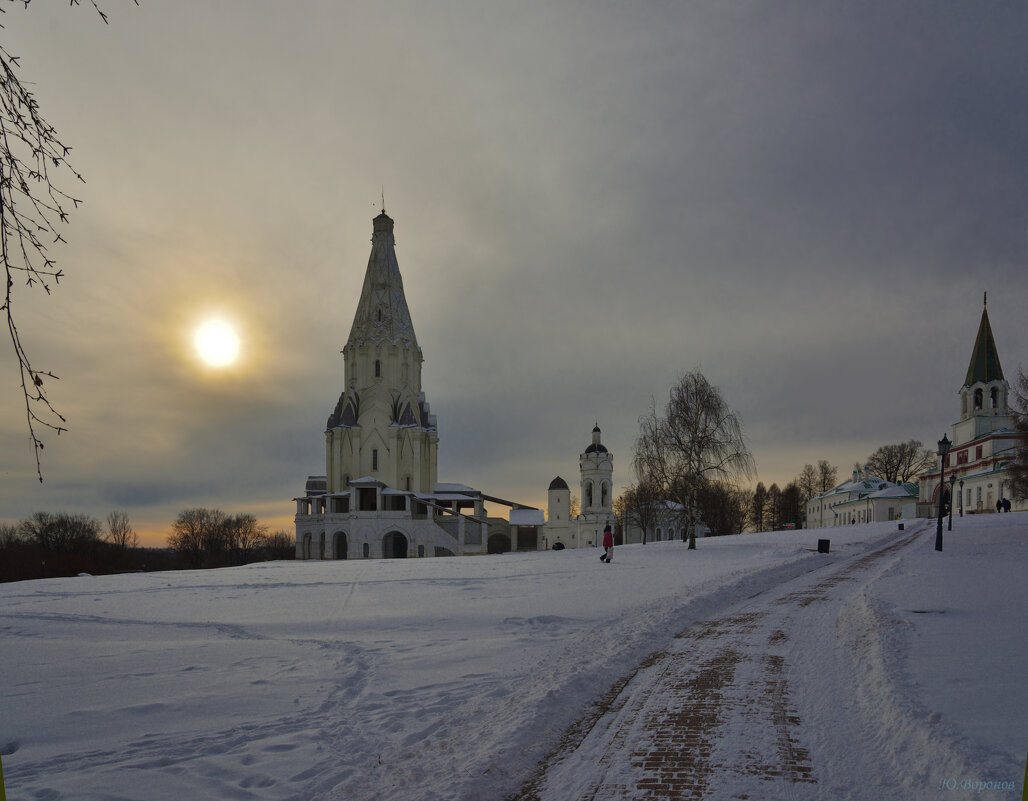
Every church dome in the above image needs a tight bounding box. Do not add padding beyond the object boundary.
[548,476,569,491]
[585,423,608,453]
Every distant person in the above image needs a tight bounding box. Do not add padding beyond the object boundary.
[601,524,614,563]
[996,498,1003,513]
[1003,497,1011,513]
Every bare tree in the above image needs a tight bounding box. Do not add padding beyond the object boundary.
[18,510,102,552]
[634,370,755,549]
[766,483,782,531]
[169,508,275,567]
[1,0,134,481]
[817,460,838,493]
[780,482,802,528]
[0,519,22,547]
[568,494,580,518]
[796,464,818,505]
[610,492,628,543]
[617,476,662,544]
[1006,368,1028,501]
[750,481,767,532]
[864,440,936,484]
[104,509,138,549]
[696,480,748,535]
[168,507,225,568]
[223,513,267,563]
[262,530,296,560]
[736,486,755,533]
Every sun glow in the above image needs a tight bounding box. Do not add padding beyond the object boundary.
[194,319,240,367]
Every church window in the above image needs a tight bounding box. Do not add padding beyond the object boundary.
[974,388,983,409]
[375,360,381,378]
[976,445,983,460]
[990,387,999,409]
[655,527,662,541]
[377,308,383,322]
[405,475,411,491]
[363,542,370,558]
[373,449,379,471]
[585,482,593,508]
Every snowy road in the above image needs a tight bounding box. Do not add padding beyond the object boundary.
[524,521,1015,801]
[2,518,1023,801]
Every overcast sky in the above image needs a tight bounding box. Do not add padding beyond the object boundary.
[1,1,1025,544]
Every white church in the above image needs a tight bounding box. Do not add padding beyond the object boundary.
[917,296,1025,517]
[294,210,614,559]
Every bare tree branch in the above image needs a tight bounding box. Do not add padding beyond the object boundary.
[0,0,135,480]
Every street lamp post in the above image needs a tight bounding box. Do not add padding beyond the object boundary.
[959,479,964,517]
[948,475,956,531]
[935,434,951,551]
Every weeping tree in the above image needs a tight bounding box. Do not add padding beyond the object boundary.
[634,370,755,549]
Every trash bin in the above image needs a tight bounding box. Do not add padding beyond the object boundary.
[817,539,830,554]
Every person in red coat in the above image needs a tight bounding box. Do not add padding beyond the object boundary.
[601,524,614,563]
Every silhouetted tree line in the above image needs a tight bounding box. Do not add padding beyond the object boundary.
[0,511,162,582]
[748,481,804,532]
[1,508,293,582]
[166,508,294,569]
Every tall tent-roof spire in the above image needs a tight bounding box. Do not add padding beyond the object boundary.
[963,292,1004,387]
[346,211,420,351]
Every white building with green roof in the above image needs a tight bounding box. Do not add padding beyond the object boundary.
[917,295,1025,517]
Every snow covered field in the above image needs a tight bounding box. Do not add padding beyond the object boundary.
[1,514,1024,800]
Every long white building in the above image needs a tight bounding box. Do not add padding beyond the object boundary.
[805,467,917,529]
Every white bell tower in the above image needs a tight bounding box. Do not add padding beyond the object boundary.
[580,424,613,525]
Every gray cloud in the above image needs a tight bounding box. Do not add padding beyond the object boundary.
[1,1,1025,540]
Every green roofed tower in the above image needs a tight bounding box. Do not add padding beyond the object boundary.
[919,292,1025,518]
[956,292,1010,438]
[963,292,1004,387]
